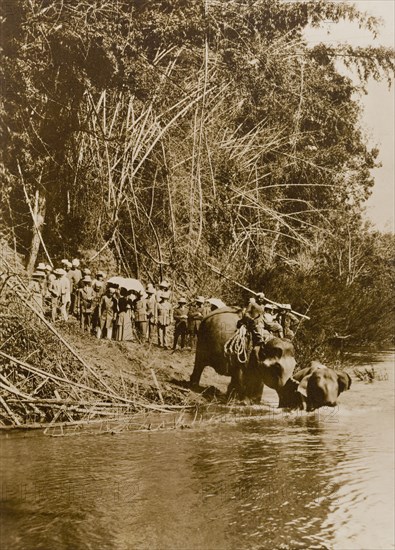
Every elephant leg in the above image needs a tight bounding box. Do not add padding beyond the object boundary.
[226,379,238,400]
[227,369,244,400]
[241,364,264,404]
[249,380,264,404]
[278,378,303,409]
[190,354,205,386]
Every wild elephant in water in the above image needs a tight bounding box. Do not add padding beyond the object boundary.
[279,362,352,410]
[189,307,296,404]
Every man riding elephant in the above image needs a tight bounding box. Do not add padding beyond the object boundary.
[278,303,299,341]
[243,293,271,345]
[262,304,284,338]
[190,307,296,404]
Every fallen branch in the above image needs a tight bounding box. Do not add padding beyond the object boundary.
[0,396,21,426]
[0,351,194,414]
[3,277,121,398]
[150,368,164,404]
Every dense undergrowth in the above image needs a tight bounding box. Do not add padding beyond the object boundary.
[1,1,394,355]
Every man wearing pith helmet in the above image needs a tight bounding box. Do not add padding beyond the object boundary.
[57,267,71,321]
[155,290,173,349]
[28,271,46,312]
[244,291,267,346]
[35,262,48,296]
[97,286,117,340]
[157,279,172,303]
[173,296,189,350]
[48,268,63,322]
[187,295,205,350]
[69,259,82,316]
[79,275,95,332]
[92,271,105,294]
[279,303,299,341]
[134,289,148,342]
[263,303,283,338]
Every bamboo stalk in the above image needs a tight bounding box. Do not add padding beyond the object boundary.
[43,406,67,434]
[150,368,164,404]
[0,396,21,426]
[0,372,32,399]
[88,233,115,262]
[0,373,42,415]
[7,398,130,407]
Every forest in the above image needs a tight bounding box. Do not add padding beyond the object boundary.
[1,0,394,353]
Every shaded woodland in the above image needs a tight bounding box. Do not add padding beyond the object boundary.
[1,0,394,350]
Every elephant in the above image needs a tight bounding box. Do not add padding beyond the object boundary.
[189,307,296,404]
[279,361,352,411]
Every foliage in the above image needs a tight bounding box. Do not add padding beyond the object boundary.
[1,0,394,346]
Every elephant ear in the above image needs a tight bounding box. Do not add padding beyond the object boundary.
[295,362,321,396]
[297,374,311,398]
[337,372,352,394]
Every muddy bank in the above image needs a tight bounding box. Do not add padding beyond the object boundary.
[61,319,230,407]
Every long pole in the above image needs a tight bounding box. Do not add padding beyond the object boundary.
[205,261,310,320]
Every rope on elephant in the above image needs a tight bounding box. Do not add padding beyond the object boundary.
[224,325,249,364]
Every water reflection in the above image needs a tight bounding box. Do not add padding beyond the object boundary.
[0,353,393,550]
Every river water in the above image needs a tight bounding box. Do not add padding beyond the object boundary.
[0,352,394,550]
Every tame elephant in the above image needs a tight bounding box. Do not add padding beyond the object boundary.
[190,307,296,404]
[280,361,352,411]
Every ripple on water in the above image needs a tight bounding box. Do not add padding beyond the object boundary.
[0,352,393,550]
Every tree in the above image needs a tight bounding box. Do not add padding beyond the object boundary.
[1,1,394,346]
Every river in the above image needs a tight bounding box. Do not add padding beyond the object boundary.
[0,351,393,550]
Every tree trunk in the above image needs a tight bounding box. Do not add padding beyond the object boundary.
[26,190,47,275]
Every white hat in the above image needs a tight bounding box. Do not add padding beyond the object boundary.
[54,268,65,276]
[45,264,52,272]
[159,280,169,288]
[61,259,72,268]
[82,275,92,283]
[256,292,265,300]
[82,268,91,275]
[72,259,80,267]
[196,296,205,303]
[36,262,46,271]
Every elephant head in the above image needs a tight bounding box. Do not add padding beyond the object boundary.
[292,362,352,411]
[241,337,296,403]
[257,337,297,390]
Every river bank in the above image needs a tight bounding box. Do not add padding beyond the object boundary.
[62,319,229,406]
[0,245,388,431]
[0,299,387,432]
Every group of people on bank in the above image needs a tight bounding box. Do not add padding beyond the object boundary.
[27,258,298,350]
